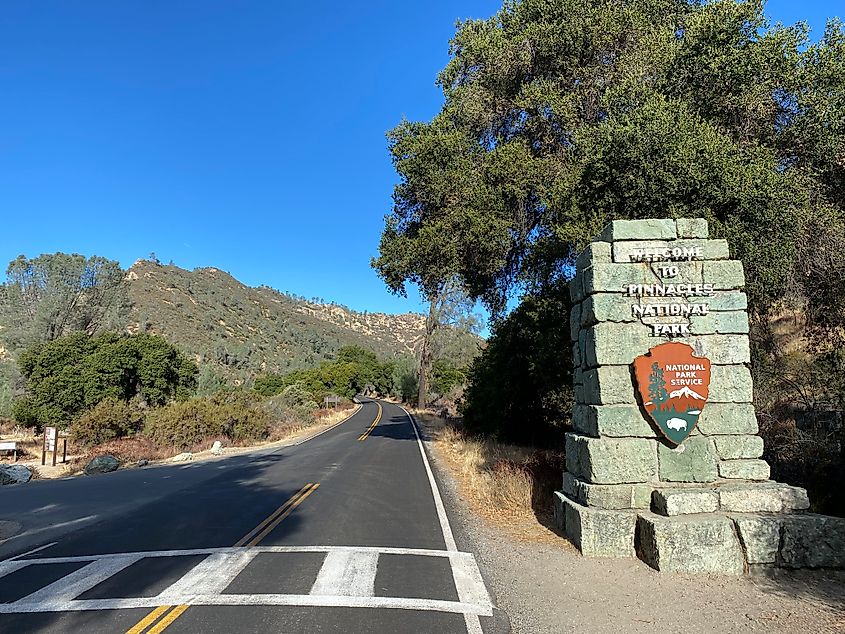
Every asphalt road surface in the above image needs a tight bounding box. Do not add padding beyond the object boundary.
[0,399,504,633]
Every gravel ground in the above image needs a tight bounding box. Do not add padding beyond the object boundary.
[426,434,845,634]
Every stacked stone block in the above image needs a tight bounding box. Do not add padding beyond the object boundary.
[554,218,845,573]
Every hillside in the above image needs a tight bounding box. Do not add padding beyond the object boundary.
[126,260,478,380]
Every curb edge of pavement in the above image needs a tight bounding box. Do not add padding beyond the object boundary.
[405,409,513,634]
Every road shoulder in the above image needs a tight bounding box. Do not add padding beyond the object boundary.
[415,417,845,634]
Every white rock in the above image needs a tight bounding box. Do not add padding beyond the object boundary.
[211,441,224,455]
[171,452,193,462]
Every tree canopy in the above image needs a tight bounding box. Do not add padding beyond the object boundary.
[374,0,845,320]
[0,253,129,349]
[13,332,198,427]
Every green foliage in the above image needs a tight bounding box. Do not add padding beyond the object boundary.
[374,1,845,318]
[462,287,573,446]
[72,397,146,447]
[336,345,378,366]
[256,345,399,401]
[196,364,227,396]
[144,392,269,449]
[0,362,18,419]
[261,383,320,426]
[14,332,198,427]
[253,373,288,397]
[430,359,466,396]
[391,355,419,403]
[0,253,129,350]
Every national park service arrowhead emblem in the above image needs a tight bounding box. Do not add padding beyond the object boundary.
[633,342,711,445]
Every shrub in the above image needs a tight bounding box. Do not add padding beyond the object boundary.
[144,393,269,449]
[462,286,573,446]
[77,436,168,465]
[431,360,466,396]
[11,397,42,429]
[72,397,146,447]
[279,383,318,418]
[14,331,197,427]
[261,383,319,439]
[254,373,287,397]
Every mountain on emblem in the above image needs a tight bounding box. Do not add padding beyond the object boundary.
[633,341,712,445]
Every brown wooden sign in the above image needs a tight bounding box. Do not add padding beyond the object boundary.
[633,341,711,445]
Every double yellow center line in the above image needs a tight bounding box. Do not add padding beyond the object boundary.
[358,402,382,441]
[124,483,320,633]
[234,483,319,547]
[127,605,188,634]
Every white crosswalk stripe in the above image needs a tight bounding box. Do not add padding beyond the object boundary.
[310,549,379,597]
[0,545,493,617]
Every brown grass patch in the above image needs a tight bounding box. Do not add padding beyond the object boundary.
[414,410,566,544]
[74,436,170,468]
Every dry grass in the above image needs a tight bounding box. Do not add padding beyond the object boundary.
[74,436,170,467]
[267,404,358,443]
[414,410,566,544]
[5,404,362,478]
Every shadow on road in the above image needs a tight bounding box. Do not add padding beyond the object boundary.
[362,415,417,442]
[0,447,313,632]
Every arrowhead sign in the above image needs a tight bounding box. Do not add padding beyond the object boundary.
[633,342,711,445]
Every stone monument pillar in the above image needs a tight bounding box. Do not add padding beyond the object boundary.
[555,218,844,574]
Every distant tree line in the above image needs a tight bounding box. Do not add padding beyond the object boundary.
[254,345,420,403]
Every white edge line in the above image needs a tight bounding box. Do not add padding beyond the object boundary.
[401,406,458,552]
[0,594,492,616]
[5,544,469,567]
[399,405,487,634]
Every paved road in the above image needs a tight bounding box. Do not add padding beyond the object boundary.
[0,399,503,633]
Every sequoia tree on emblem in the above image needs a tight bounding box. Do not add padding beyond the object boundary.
[633,341,711,445]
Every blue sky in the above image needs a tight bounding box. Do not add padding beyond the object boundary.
[0,1,839,320]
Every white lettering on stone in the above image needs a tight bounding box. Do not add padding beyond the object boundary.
[626,284,715,297]
[632,304,709,318]
[650,323,691,336]
[628,246,702,262]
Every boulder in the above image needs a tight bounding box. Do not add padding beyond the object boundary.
[565,434,657,484]
[210,441,224,455]
[137,459,149,467]
[84,455,119,475]
[0,464,33,485]
[718,482,809,513]
[171,452,193,462]
[731,515,781,564]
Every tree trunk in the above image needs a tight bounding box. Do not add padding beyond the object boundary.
[418,297,438,408]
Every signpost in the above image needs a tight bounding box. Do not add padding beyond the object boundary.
[41,427,67,466]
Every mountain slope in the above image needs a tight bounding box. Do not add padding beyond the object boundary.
[126,260,477,379]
